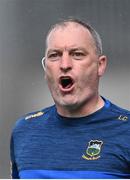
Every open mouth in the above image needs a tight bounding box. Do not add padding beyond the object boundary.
[60,76,74,89]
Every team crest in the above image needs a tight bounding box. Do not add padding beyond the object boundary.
[82,140,103,160]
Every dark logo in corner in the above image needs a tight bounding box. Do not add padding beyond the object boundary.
[82,140,103,160]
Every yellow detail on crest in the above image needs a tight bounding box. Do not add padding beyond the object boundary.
[82,154,100,160]
[25,111,44,120]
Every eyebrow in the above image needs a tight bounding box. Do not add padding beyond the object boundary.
[47,47,88,54]
[47,49,61,53]
[68,47,87,52]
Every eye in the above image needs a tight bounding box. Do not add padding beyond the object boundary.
[48,53,59,58]
[70,51,86,60]
[47,51,62,61]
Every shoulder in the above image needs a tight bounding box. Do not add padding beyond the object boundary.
[109,101,130,116]
[12,105,56,132]
[105,98,130,122]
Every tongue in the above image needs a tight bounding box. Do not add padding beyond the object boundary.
[64,83,72,89]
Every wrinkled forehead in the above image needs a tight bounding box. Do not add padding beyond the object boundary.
[46,22,94,47]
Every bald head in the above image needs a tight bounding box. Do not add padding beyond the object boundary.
[45,19,103,56]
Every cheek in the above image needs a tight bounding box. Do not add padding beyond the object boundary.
[46,75,55,88]
[78,65,98,86]
[45,65,55,81]
[45,70,58,91]
[46,63,59,78]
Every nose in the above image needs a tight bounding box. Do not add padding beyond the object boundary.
[60,52,73,72]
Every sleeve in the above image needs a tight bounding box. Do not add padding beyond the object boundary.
[10,134,19,179]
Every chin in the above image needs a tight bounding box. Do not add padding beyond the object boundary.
[57,98,80,109]
[53,92,83,109]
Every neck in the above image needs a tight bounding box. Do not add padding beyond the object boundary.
[56,95,104,118]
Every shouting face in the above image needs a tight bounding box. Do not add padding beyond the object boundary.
[44,22,107,116]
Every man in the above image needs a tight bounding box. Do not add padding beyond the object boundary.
[10,18,130,178]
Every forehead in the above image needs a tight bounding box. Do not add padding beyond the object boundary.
[46,22,94,49]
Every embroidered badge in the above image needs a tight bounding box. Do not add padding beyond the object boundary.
[82,140,103,160]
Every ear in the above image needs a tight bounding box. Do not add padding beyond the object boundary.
[41,57,47,79]
[41,57,46,71]
[98,55,107,77]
